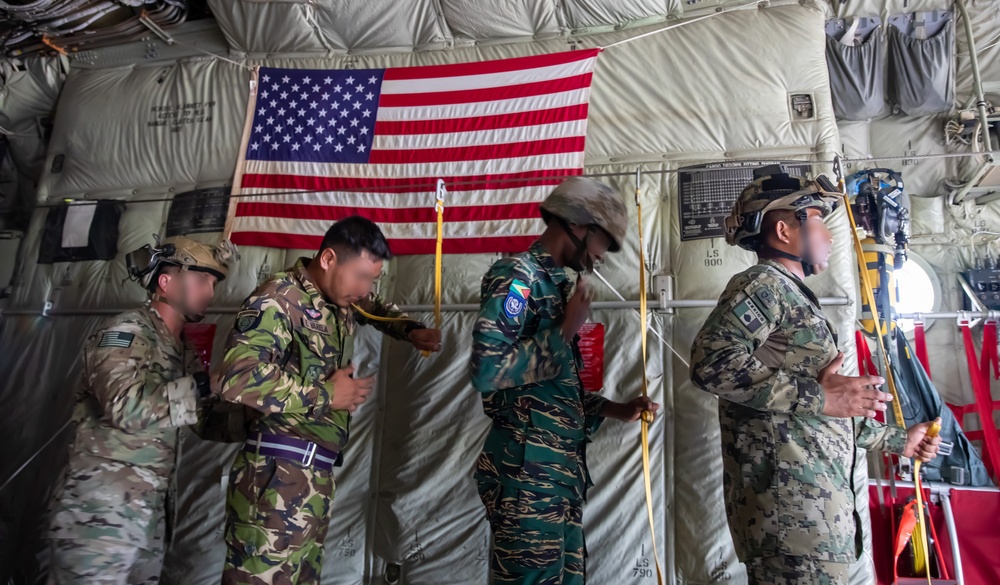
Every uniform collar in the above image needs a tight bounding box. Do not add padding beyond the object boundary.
[759,259,837,343]
[760,259,802,283]
[293,257,354,333]
[529,240,571,291]
[147,303,184,359]
[293,257,329,314]
[759,259,820,304]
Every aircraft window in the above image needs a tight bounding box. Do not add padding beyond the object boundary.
[895,252,940,335]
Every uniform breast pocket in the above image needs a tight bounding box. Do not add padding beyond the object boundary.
[520,299,559,340]
[298,331,339,384]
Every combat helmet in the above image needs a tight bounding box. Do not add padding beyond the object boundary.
[724,165,842,276]
[539,177,628,253]
[126,236,237,292]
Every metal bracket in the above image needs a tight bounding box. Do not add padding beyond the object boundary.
[654,274,674,314]
[138,11,175,46]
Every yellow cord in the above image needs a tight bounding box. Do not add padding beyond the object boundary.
[351,182,444,359]
[913,419,942,584]
[426,183,445,358]
[636,175,664,585]
[350,304,410,322]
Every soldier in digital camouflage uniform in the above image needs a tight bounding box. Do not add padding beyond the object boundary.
[690,166,942,585]
[470,177,660,585]
[219,215,441,585]
[47,236,238,584]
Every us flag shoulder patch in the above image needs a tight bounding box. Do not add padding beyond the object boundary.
[99,331,135,348]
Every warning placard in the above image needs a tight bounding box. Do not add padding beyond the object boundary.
[678,161,812,241]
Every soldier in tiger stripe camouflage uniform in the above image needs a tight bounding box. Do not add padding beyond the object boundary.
[470,177,659,585]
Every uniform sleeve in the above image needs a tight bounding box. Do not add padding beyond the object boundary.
[354,292,425,341]
[220,293,332,417]
[582,392,609,435]
[690,277,826,415]
[86,324,200,432]
[855,417,909,453]
[469,262,574,393]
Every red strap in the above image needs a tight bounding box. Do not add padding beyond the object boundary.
[982,320,999,381]
[926,498,950,580]
[856,330,868,374]
[914,321,932,379]
[961,322,1000,483]
[855,331,879,375]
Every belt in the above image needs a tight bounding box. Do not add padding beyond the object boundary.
[244,432,341,471]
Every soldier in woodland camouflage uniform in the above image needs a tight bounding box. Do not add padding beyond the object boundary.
[690,167,942,585]
[47,236,237,584]
[218,216,441,585]
[470,177,659,585]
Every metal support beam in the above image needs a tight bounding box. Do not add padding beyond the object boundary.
[899,311,1000,321]
[0,297,852,318]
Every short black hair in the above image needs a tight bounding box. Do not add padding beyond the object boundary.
[148,264,180,293]
[752,209,799,255]
[319,215,393,261]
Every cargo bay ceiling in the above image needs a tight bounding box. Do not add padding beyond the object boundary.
[4,0,941,58]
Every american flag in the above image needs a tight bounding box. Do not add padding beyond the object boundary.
[226,49,601,254]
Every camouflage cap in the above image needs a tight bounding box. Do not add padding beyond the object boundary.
[724,172,842,251]
[539,177,628,252]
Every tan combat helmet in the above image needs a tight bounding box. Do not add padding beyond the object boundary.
[724,166,842,252]
[539,176,628,252]
[127,236,237,291]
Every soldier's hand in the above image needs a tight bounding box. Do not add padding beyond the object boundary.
[327,365,376,413]
[604,396,660,422]
[561,276,592,340]
[409,328,442,352]
[818,352,892,419]
[904,418,944,462]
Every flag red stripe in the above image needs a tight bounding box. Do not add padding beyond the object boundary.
[368,136,585,165]
[231,232,538,255]
[235,202,541,223]
[240,168,581,193]
[381,49,601,81]
[373,104,589,136]
[378,73,592,108]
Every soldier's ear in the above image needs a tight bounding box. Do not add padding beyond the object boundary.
[157,271,172,294]
[774,219,795,245]
[318,247,337,270]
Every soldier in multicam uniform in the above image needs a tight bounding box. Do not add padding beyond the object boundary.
[690,166,942,585]
[218,215,441,585]
[47,236,237,584]
[470,177,659,585]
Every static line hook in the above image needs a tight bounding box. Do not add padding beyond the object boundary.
[832,155,845,185]
[634,167,642,206]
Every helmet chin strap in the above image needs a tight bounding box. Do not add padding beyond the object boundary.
[761,209,819,277]
[151,269,205,323]
[555,218,594,273]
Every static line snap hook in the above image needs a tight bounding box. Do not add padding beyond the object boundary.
[634,168,642,206]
